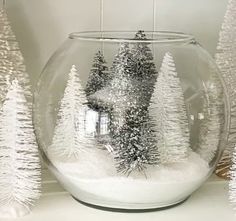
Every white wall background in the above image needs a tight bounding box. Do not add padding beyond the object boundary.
[4,0,228,88]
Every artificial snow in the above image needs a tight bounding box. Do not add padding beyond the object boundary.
[0,202,31,219]
[48,148,210,206]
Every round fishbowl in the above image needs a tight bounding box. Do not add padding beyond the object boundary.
[34,31,229,210]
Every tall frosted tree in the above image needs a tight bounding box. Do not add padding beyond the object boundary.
[215,0,236,178]
[111,43,159,174]
[0,9,31,105]
[49,65,92,158]
[85,51,110,98]
[0,79,41,218]
[131,30,158,105]
[149,52,190,164]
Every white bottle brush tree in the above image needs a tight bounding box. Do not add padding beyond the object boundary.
[49,65,92,159]
[197,73,224,163]
[215,0,236,179]
[149,52,190,164]
[0,3,31,105]
[0,78,41,218]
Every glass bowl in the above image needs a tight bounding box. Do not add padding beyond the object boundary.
[34,31,229,210]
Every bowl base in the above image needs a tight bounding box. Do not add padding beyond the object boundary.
[72,196,190,212]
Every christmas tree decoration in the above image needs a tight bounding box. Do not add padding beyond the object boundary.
[0,8,31,105]
[197,74,224,163]
[131,30,158,105]
[149,52,190,164]
[90,43,133,104]
[49,65,93,159]
[215,0,236,179]
[108,36,159,175]
[110,42,133,79]
[0,79,41,218]
[85,51,110,98]
[113,111,159,176]
[85,51,111,140]
[90,43,136,133]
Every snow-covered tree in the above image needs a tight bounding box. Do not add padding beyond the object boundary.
[149,52,190,164]
[85,51,110,98]
[0,79,41,217]
[111,42,133,78]
[49,65,93,158]
[131,30,158,105]
[215,0,236,179]
[0,9,31,105]
[90,43,136,131]
[113,108,159,175]
[85,51,111,137]
[108,42,159,174]
[197,73,224,163]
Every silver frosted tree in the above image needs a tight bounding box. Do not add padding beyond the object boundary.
[90,43,136,132]
[0,9,31,105]
[131,30,158,105]
[149,52,190,164]
[0,79,41,217]
[197,73,224,163]
[49,65,93,158]
[215,0,236,179]
[85,51,110,98]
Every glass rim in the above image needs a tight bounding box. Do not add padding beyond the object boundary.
[68,31,195,43]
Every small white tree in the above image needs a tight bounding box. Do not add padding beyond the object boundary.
[49,65,93,158]
[149,52,190,164]
[0,79,41,217]
[197,73,223,163]
[215,0,236,178]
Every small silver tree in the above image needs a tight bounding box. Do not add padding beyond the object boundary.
[149,52,190,164]
[0,79,41,217]
[49,65,93,158]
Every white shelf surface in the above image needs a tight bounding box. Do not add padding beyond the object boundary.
[2,172,235,221]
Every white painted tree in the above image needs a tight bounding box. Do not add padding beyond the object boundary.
[215,0,236,179]
[0,79,41,218]
[49,65,92,158]
[149,52,190,164]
